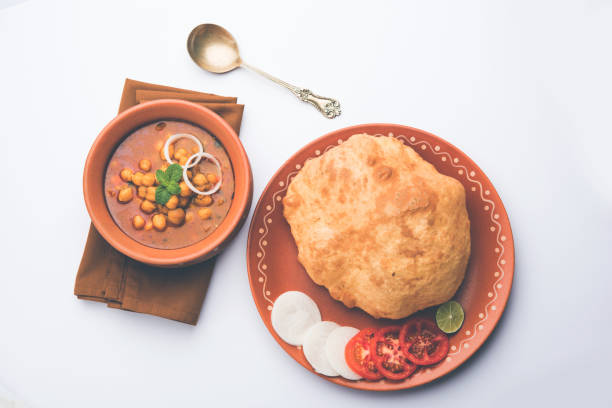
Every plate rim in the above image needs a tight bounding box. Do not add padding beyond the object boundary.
[246,123,515,391]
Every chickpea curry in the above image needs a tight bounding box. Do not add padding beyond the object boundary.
[104,120,235,249]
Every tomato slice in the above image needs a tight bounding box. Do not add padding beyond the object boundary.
[345,328,383,380]
[370,326,417,380]
[399,318,449,366]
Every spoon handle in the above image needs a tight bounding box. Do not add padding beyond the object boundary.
[241,62,341,119]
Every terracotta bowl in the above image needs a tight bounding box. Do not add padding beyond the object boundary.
[83,99,253,267]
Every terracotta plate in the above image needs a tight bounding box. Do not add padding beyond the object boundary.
[246,124,514,391]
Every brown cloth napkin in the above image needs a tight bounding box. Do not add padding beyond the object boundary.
[74,78,244,325]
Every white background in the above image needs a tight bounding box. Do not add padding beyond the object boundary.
[1,0,611,407]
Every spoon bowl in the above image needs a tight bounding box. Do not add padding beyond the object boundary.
[187,24,241,73]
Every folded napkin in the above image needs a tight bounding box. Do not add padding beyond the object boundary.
[74,78,244,325]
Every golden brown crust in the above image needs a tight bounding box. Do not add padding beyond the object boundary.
[283,134,471,319]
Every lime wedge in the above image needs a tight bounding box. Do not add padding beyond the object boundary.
[435,301,464,334]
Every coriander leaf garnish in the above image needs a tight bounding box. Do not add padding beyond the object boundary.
[167,183,181,195]
[156,169,169,186]
[155,163,183,205]
[155,186,172,205]
[166,163,183,183]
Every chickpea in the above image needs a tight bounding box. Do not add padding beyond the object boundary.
[132,215,145,230]
[139,159,152,172]
[145,222,153,231]
[137,186,147,199]
[174,148,188,160]
[145,186,156,202]
[179,181,192,197]
[198,208,212,220]
[117,187,133,203]
[206,173,219,184]
[178,196,191,208]
[179,156,188,166]
[142,172,156,187]
[140,200,156,214]
[193,195,212,207]
[161,162,169,171]
[120,168,133,182]
[132,172,144,186]
[160,143,174,161]
[152,214,167,231]
[167,208,186,226]
[192,173,206,186]
[185,212,193,222]
[165,195,179,210]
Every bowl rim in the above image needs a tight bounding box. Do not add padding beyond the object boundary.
[83,99,252,267]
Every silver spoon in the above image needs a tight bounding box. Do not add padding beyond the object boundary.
[187,23,341,119]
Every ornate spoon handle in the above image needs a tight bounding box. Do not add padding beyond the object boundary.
[241,62,341,119]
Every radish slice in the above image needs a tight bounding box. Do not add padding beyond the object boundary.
[325,326,362,380]
[303,321,340,377]
[163,133,203,165]
[271,291,321,346]
[182,152,223,196]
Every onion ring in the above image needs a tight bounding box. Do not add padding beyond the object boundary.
[182,152,223,196]
[163,133,204,166]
